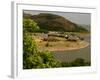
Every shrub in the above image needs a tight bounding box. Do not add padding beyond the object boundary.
[45,42,49,47]
[23,32,38,56]
[23,18,40,32]
[45,42,53,47]
[40,50,61,68]
[23,33,61,69]
[61,58,90,67]
[71,58,85,66]
[61,62,71,67]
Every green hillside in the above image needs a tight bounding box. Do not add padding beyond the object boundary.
[23,13,88,32]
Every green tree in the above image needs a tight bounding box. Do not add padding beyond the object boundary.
[40,50,61,68]
[23,18,40,32]
[23,32,39,69]
[23,54,44,69]
[23,32,38,57]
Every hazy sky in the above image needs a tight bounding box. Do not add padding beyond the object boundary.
[24,10,91,25]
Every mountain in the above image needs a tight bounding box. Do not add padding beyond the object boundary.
[23,13,88,32]
[78,24,90,31]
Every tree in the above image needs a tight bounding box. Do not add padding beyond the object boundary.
[23,18,40,32]
[40,50,61,68]
[23,32,38,57]
[23,32,39,69]
[23,54,44,69]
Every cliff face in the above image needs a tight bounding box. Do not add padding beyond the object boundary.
[23,13,88,32]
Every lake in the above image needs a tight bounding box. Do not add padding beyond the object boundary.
[53,33,91,63]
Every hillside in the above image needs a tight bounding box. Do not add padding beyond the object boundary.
[23,13,88,32]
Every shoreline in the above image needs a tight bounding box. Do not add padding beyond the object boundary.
[38,41,89,52]
[49,43,89,52]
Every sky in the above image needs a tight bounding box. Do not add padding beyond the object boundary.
[23,10,91,25]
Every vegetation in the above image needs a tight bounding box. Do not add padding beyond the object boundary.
[43,37,61,42]
[23,13,89,32]
[23,32,61,69]
[45,42,49,47]
[61,58,90,67]
[23,19,40,32]
[23,14,90,69]
[23,32,90,69]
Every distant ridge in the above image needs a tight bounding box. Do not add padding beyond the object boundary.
[23,13,89,32]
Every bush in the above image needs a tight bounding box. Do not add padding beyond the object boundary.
[71,58,85,66]
[45,42,49,47]
[40,50,61,68]
[45,42,52,47]
[23,18,40,32]
[61,62,72,67]
[61,58,90,67]
[23,32,38,57]
[23,33,61,69]
[23,54,43,69]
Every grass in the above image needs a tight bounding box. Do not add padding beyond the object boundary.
[36,39,89,51]
[33,32,90,51]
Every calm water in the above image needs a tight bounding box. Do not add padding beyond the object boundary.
[53,34,91,62]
